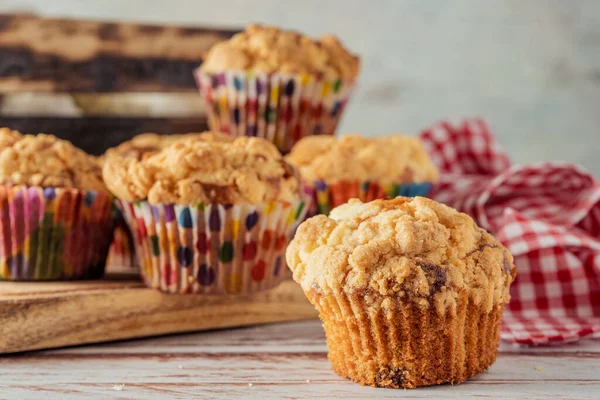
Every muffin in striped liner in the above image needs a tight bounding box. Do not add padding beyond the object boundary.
[286,134,438,215]
[102,131,307,294]
[0,128,114,280]
[194,24,360,153]
[287,197,516,388]
[102,133,206,275]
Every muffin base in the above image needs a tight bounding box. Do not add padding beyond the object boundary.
[195,70,355,154]
[304,180,433,216]
[0,186,114,281]
[128,200,307,294]
[311,290,503,388]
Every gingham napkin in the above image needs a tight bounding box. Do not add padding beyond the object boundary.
[419,119,600,345]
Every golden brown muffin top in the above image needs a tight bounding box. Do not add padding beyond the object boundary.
[286,197,515,314]
[102,131,302,205]
[0,128,106,191]
[285,135,439,184]
[103,133,206,161]
[201,24,360,80]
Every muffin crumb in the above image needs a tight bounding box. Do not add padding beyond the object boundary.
[102,132,301,205]
[286,197,515,313]
[102,133,206,161]
[201,24,360,80]
[285,134,438,184]
[0,128,105,191]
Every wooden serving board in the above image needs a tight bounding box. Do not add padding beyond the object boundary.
[0,277,318,354]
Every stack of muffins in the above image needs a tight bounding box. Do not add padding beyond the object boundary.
[0,23,516,389]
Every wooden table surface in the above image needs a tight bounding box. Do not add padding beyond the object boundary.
[1,320,599,399]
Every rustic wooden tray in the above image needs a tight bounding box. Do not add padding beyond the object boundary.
[0,277,317,354]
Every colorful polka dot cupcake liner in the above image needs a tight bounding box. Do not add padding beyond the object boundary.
[194,70,355,153]
[304,180,434,216]
[0,185,115,281]
[105,204,138,275]
[127,199,307,294]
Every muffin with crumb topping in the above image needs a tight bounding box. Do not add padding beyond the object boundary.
[103,131,307,294]
[286,134,438,215]
[0,128,114,280]
[287,197,516,388]
[195,23,361,153]
[102,132,209,274]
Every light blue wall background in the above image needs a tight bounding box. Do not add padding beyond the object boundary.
[2,0,599,174]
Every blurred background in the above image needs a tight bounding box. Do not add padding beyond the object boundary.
[0,0,598,174]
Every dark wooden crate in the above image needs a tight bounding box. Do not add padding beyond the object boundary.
[0,14,237,152]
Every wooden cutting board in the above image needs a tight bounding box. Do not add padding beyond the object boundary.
[0,277,318,354]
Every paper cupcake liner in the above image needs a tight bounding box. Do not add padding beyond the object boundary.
[0,185,114,281]
[126,199,307,294]
[304,180,434,216]
[309,290,503,388]
[105,205,139,274]
[194,70,355,153]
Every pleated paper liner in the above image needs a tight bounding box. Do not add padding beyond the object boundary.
[105,205,138,274]
[0,185,114,281]
[127,199,307,294]
[194,70,355,153]
[309,290,503,388]
[304,180,434,216]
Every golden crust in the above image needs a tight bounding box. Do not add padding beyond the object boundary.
[286,197,516,314]
[285,134,439,184]
[0,128,106,191]
[201,24,360,80]
[102,133,209,161]
[102,131,302,205]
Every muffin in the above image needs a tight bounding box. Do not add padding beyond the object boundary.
[102,132,205,274]
[286,197,516,388]
[102,131,308,294]
[0,128,114,280]
[286,134,438,215]
[194,24,361,153]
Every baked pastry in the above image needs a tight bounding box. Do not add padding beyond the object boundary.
[102,132,212,161]
[0,128,114,280]
[195,24,361,153]
[200,24,360,79]
[102,132,207,274]
[285,134,438,214]
[103,131,307,294]
[286,197,516,388]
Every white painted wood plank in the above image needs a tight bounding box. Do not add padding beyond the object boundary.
[2,381,600,400]
[2,354,599,383]
[46,321,328,354]
[2,321,598,399]
[7,320,596,399]
[45,321,600,355]
[0,354,598,399]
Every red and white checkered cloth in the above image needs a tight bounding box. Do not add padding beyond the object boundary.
[419,119,600,345]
